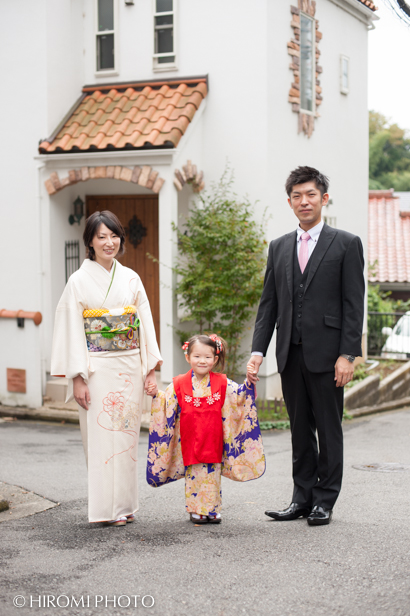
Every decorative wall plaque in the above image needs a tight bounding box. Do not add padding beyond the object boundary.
[126,215,147,248]
[7,368,26,393]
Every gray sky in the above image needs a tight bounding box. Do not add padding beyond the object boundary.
[368,1,410,130]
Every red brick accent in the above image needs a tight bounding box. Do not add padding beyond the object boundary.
[288,1,322,138]
[44,165,166,195]
[174,160,205,193]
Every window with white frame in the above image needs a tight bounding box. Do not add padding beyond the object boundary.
[300,13,315,114]
[340,55,349,95]
[96,0,116,72]
[153,0,176,69]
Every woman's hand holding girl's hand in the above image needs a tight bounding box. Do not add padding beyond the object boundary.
[145,383,158,397]
[73,375,91,410]
[144,369,158,397]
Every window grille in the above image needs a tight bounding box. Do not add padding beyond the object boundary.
[340,55,349,95]
[153,0,175,67]
[65,241,80,282]
[96,0,115,71]
[300,13,315,114]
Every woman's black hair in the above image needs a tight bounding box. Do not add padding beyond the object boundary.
[186,334,227,373]
[83,210,126,260]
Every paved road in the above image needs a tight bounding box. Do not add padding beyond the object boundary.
[1,410,410,616]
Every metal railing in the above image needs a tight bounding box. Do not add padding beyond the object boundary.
[368,311,410,357]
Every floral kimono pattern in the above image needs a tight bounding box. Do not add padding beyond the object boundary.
[147,374,265,515]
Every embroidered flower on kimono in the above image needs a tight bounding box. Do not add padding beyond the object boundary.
[116,339,128,349]
[213,392,221,401]
[184,395,192,403]
[90,319,105,331]
[206,396,214,405]
[103,391,125,415]
[193,398,201,407]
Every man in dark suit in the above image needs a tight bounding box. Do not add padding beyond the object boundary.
[247,166,365,526]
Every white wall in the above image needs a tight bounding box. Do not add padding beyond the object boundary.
[257,0,371,386]
[0,1,47,407]
[0,0,373,405]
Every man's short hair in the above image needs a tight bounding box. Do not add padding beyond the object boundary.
[285,166,329,197]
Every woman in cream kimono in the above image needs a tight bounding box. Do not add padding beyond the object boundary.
[51,211,162,526]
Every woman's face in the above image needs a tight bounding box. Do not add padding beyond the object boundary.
[90,223,121,265]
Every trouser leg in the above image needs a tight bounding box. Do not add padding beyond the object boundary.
[281,345,318,508]
[302,362,344,510]
[185,463,222,515]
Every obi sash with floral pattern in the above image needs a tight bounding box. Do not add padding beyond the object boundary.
[83,306,140,352]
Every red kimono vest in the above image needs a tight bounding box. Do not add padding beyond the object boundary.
[173,370,227,466]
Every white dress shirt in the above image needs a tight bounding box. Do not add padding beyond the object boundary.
[251,220,324,356]
[296,219,324,259]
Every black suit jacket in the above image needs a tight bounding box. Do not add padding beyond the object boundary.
[251,224,365,373]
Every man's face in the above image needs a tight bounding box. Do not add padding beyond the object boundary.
[288,180,329,230]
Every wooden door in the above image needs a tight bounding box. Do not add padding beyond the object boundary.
[86,195,160,339]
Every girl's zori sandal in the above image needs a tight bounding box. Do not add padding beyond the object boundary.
[189,513,208,524]
[207,513,222,524]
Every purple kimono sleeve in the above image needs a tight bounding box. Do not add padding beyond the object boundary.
[221,379,266,482]
[146,387,185,487]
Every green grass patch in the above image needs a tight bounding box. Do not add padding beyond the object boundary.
[259,420,290,431]
[257,399,289,430]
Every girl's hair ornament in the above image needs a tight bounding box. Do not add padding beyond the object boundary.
[209,334,222,355]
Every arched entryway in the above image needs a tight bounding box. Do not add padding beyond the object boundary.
[86,194,160,338]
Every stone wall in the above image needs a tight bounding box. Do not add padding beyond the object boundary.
[345,361,410,410]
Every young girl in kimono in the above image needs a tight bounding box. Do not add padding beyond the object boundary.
[51,211,162,527]
[146,334,265,524]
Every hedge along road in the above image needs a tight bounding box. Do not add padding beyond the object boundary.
[0,410,409,616]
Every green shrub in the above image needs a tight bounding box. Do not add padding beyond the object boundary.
[172,170,267,378]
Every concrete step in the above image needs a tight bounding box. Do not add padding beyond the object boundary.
[45,378,68,403]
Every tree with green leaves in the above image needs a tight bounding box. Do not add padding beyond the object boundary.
[369,110,410,190]
[172,172,267,378]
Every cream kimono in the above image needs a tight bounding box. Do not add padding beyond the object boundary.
[51,259,162,522]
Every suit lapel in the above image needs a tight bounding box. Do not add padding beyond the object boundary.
[305,224,337,291]
[284,231,297,299]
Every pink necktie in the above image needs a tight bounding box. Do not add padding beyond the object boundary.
[298,232,311,273]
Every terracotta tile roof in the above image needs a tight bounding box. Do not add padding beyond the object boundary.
[39,77,207,154]
[369,190,410,283]
[357,0,377,10]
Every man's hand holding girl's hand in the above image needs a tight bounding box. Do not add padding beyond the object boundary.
[246,355,263,385]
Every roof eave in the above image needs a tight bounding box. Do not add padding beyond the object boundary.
[327,0,379,26]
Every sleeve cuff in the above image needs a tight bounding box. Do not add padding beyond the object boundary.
[251,351,263,357]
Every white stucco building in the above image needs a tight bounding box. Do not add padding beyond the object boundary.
[0,0,377,407]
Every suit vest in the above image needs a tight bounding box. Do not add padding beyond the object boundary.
[291,242,312,345]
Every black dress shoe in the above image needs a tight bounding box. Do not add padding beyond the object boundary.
[307,506,332,526]
[265,503,311,521]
